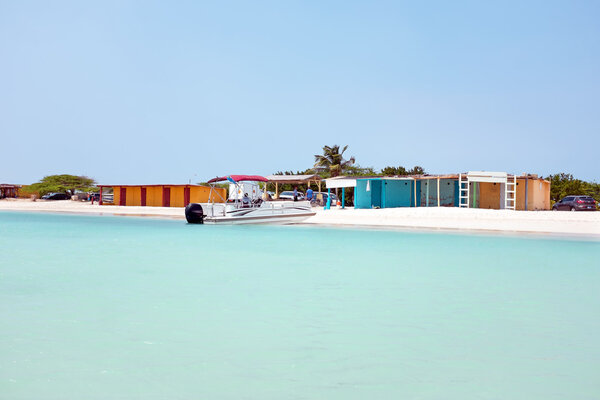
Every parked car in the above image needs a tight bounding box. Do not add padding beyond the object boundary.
[41,192,70,200]
[552,195,597,211]
[311,192,339,206]
[279,191,305,200]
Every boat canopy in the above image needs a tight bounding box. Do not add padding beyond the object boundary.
[207,175,268,183]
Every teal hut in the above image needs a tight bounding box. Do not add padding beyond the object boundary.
[355,178,420,209]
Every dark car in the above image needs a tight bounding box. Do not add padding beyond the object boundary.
[552,195,597,211]
[41,192,70,200]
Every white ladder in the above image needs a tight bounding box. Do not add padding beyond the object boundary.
[458,173,469,208]
[505,175,516,210]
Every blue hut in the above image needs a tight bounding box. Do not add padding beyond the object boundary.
[355,178,420,209]
[355,176,460,209]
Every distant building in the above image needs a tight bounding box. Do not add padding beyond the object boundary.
[0,184,20,199]
[97,184,226,207]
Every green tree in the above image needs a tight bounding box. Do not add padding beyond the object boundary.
[313,145,355,177]
[380,165,425,176]
[545,173,600,203]
[25,174,97,197]
[344,164,377,176]
[408,166,425,175]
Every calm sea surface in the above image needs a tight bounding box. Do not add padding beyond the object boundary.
[1,211,599,400]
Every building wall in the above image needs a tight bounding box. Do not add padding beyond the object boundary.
[371,180,382,207]
[419,179,457,207]
[113,187,121,206]
[355,179,381,209]
[536,180,551,210]
[384,180,413,208]
[126,187,141,207]
[356,179,421,209]
[190,186,226,203]
[145,186,162,207]
[479,182,502,209]
[170,186,186,207]
[515,178,550,210]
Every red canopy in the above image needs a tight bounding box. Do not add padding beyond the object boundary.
[207,175,268,183]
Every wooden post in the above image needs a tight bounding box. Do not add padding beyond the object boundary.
[275,182,279,199]
[525,178,529,211]
[437,178,440,207]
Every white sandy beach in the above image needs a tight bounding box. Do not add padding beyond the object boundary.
[1,198,599,237]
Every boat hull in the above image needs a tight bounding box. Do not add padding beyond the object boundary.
[188,201,315,225]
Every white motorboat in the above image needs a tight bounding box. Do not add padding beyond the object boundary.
[185,175,315,224]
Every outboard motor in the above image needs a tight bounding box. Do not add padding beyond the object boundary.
[185,203,205,224]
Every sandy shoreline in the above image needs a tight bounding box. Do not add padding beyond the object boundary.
[1,198,599,238]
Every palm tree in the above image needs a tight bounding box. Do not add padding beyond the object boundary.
[314,145,355,177]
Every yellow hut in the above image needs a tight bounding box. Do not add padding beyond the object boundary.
[460,172,550,210]
[98,184,226,207]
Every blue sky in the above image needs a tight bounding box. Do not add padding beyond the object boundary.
[1,0,599,184]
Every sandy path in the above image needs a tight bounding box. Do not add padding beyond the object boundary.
[1,199,599,237]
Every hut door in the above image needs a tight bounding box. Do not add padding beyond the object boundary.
[184,187,190,206]
[119,188,127,206]
[162,187,171,207]
[141,188,147,206]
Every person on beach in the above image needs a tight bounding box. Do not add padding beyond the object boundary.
[306,187,313,203]
[293,187,298,201]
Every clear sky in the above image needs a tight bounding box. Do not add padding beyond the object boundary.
[1,0,599,184]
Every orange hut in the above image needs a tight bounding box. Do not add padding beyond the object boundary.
[98,184,226,207]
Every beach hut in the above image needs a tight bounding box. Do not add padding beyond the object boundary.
[355,178,420,209]
[0,184,20,198]
[515,175,551,211]
[417,175,460,207]
[97,184,226,207]
[323,176,360,208]
[457,172,550,210]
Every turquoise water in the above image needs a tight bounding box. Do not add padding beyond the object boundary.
[1,212,599,400]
